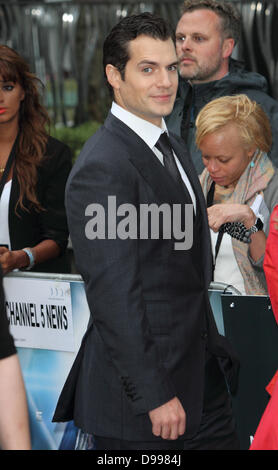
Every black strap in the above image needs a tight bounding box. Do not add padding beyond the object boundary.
[206,181,215,208]
[214,229,224,262]
[206,182,224,274]
[0,134,19,200]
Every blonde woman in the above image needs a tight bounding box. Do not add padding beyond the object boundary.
[195,94,278,295]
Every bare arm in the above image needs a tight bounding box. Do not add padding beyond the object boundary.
[0,240,60,273]
[249,231,267,263]
[0,354,31,450]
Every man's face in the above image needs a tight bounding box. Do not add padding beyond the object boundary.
[108,35,178,127]
[175,9,233,83]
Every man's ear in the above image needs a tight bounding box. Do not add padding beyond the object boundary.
[106,64,122,90]
[222,38,235,59]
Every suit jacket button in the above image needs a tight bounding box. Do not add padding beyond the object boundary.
[201,331,208,339]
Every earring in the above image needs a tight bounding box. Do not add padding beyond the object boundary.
[250,148,259,168]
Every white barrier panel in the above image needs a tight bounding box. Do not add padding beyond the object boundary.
[4,272,89,450]
[4,276,74,352]
[3,273,237,450]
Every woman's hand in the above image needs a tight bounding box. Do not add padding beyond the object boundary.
[207,203,256,232]
[0,247,28,274]
[0,240,61,274]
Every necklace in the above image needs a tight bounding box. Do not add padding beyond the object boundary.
[0,166,5,173]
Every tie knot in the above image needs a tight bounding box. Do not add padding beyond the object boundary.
[155,132,173,156]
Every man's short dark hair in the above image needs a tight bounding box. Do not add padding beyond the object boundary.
[181,0,241,44]
[103,12,175,95]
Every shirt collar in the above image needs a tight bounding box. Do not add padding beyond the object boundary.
[111,102,168,150]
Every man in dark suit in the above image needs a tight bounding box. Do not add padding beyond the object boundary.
[53,12,239,450]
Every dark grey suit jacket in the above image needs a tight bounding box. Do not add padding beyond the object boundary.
[53,113,238,441]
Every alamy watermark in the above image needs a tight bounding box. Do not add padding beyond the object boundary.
[85,196,194,251]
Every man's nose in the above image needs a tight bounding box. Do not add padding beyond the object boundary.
[157,70,172,88]
[180,37,192,52]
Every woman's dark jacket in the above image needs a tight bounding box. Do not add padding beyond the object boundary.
[9,136,72,273]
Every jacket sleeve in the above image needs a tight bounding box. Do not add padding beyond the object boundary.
[38,139,72,253]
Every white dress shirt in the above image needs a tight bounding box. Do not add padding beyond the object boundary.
[111,102,196,213]
[0,180,12,249]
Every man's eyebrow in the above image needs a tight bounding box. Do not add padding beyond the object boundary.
[168,60,179,67]
[137,60,159,66]
[137,60,179,67]
[176,31,206,36]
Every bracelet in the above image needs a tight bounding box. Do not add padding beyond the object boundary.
[219,222,252,244]
[22,247,35,270]
[249,217,264,234]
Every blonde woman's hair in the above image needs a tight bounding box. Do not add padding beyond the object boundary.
[195,94,272,153]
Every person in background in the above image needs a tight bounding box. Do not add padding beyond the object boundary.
[0,45,71,274]
[166,0,278,174]
[249,207,278,450]
[195,94,278,295]
[264,205,278,322]
[0,265,31,449]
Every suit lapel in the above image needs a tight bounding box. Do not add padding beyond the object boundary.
[105,113,212,285]
[105,113,189,205]
[169,135,206,214]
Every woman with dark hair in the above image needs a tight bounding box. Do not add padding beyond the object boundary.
[0,45,71,273]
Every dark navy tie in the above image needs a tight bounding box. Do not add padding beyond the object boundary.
[155,132,193,204]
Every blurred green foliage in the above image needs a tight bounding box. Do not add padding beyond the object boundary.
[51,121,101,161]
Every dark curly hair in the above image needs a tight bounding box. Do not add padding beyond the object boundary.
[0,44,50,212]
